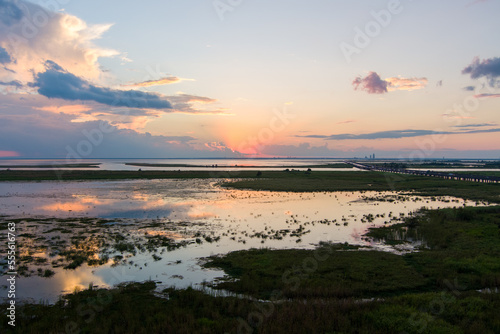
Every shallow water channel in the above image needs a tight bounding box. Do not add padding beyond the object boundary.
[0,179,488,303]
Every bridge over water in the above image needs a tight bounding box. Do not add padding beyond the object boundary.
[345,162,500,184]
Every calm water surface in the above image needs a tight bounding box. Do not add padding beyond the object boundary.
[0,179,488,303]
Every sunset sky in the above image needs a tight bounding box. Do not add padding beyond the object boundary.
[1,0,500,159]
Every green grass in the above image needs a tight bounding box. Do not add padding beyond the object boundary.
[2,282,499,333]
[204,206,500,299]
[0,163,100,168]
[204,244,429,299]
[125,162,353,168]
[2,170,498,203]
[224,171,500,203]
[2,206,500,333]
[1,172,500,332]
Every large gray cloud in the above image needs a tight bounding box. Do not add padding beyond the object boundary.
[0,0,23,26]
[32,61,173,110]
[0,100,210,158]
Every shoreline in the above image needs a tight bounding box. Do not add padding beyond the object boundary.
[1,170,499,203]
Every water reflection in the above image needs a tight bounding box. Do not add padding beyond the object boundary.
[0,179,489,303]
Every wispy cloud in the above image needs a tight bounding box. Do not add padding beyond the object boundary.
[336,120,357,125]
[166,94,231,115]
[386,77,428,91]
[474,93,500,98]
[467,0,491,7]
[123,77,194,88]
[35,105,94,116]
[168,94,217,104]
[353,72,428,94]
[463,86,476,91]
[453,123,497,128]
[0,80,22,88]
[297,128,500,140]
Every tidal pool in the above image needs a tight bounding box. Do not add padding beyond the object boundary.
[0,179,488,303]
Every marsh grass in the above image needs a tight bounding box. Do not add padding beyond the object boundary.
[1,206,500,333]
[2,282,499,333]
[204,206,500,300]
[2,170,499,202]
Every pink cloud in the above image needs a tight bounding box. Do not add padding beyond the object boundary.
[474,94,500,98]
[353,72,428,94]
[352,72,388,94]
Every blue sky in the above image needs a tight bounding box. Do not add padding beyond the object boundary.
[1,0,499,159]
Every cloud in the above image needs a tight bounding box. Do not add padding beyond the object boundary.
[297,128,500,140]
[0,46,12,64]
[0,97,224,158]
[385,77,428,91]
[463,86,476,91]
[166,94,231,115]
[336,120,356,125]
[353,72,427,94]
[453,123,497,128]
[0,80,22,87]
[168,94,217,104]
[32,61,173,110]
[0,0,228,130]
[462,57,500,86]
[352,72,388,94]
[474,93,500,98]
[0,0,23,26]
[35,104,94,115]
[467,0,490,6]
[0,0,119,84]
[124,77,194,88]
[204,142,235,153]
[31,91,227,131]
[436,80,443,87]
